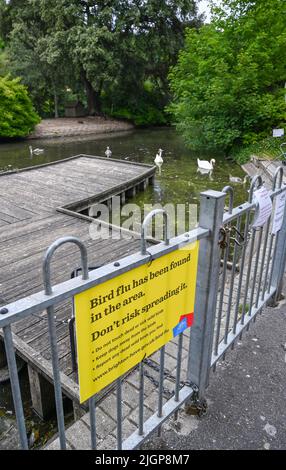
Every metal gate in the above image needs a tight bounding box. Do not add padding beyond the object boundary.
[1,168,285,450]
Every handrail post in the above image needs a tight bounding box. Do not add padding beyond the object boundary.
[187,190,226,401]
[42,236,89,450]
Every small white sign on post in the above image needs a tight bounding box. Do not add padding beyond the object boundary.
[272,190,286,234]
[273,129,284,138]
[252,186,273,228]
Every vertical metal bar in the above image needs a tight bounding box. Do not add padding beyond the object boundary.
[157,346,165,437]
[262,234,275,299]
[3,325,28,450]
[232,210,251,334]
[175,333,183,402]
[158,347,165,417]
[47,306,66,449]
[214,233,230,354]
[224,216,241,344]
[68,317,77,373]
[247,228,263,317]
[188,190,226,398]
[116,378,122,450]
[239,175,263,325]
[267,235,279,294]
[240,229,256,325]
[89,395,97,450]
[270,191,286,300]
[138,361,144,435]
[255,219,271,307]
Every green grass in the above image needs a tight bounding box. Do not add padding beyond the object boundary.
[231,136,285,164]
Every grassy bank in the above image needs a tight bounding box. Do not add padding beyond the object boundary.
[231,136,285,164]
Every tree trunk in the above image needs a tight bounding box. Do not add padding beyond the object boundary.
[54,87,59,119]
[84,76,100,115]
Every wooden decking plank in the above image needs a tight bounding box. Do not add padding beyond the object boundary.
[1,177,74,209]
[16,171,98,198]
[0,211,18,224]
[0,213,73,243]
[73,159,144,178]
[0,197,35,220]
[0,194,51,217]
[0,215,78,258]
[28,321,70,358]
[15,300,71,337]
[13,172,93,201]
[0,218,83,267]
[1,236,140,303]
[0,187,54,214]
[0,218,9,227]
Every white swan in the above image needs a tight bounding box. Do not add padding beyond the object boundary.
[154,148,163,164]
[197,168,214,181]
[29,145,44,156]
[197,158,216,171]
[105,146,112,158]
[154,149,163,175]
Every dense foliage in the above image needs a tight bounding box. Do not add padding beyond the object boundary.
[168,0,286,153]
[0,0,202,124]
[232,136,285,164]
[0,75,40,137]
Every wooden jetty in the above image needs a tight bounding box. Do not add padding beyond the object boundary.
[0,155,156,419]
[244,156,286,183]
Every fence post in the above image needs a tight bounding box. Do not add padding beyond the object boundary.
[187,189,226,403]
[270,190,286,302]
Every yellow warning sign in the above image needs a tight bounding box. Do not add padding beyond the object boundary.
[74,241,199,403]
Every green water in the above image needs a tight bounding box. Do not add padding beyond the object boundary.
[0,127,248,208]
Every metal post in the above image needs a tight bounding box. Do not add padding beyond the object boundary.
[89,395,97,450]
[46,306,66,449]
[158,346,165,418]
[3,325,28,449]
[138,361,144,435]
[270,188,286,301]
[116,378,123,450]
[187,190,226,399]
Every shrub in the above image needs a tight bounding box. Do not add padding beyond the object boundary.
[0,75,40,138]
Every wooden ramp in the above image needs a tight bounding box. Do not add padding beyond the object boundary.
[247,156,286,184]
[0,155,156,418]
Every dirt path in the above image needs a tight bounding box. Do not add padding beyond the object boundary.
[29,117,134,140]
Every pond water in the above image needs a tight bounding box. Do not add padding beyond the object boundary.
[0,127,248,210]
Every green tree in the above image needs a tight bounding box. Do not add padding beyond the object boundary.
[0,75,40,138]
[1,0,202,119]
[0,38,7,76]
[103,0,202,124]
[0,0,74,117]
[168,0,286,153]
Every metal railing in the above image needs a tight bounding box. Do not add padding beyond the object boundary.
[1,170,286,449]
[188,167,286,401]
